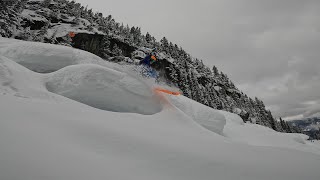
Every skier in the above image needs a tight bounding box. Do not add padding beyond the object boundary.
[139,52,158,78]
[138,52,181,95]
[140,52,157,66]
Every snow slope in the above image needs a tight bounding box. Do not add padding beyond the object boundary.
[1,37,320,180]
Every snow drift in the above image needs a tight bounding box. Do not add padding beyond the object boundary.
[168,95,226,135]
[46,64,162,114]
[0,55,50,99]
[1,37,320,180]
[0,37,102,73]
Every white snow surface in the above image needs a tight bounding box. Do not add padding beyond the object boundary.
[45,64,162,115]
[0,37,103,73]
[1,37,320,180]
[21,9,48,22]
[168,95,226,135]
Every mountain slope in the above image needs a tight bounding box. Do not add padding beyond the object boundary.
[289,117,320,140]
[1,37,320,180]
[0,0,298,133]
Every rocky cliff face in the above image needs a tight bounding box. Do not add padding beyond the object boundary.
[72,33,104,56]
[72,33,136,58]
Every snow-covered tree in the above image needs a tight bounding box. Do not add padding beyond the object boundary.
[100,36,111,57]
[112,44,122,56]
[160,37,169,53]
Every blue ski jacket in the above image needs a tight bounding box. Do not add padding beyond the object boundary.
[140,55,153,66]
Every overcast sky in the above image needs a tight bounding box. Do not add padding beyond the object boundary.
[75,0,320,120]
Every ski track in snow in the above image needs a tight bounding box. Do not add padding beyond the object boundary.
[1,37,320,180]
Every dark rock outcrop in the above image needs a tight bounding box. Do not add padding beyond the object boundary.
[21,18,48,30]
[72,33,104,56]
[109,38,136,57]
[72,33,136,58]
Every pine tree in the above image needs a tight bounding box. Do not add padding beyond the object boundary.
[20,27,31,41]
[275,120,284,132]
[160,37,169,53]
[280,117,288,132]
[167,64,179,85]
[212,66,219,76]
[112,44,122,56]
[145,32,152,43]
[100,36,111,57]
[266,110,277,130]
[211,91,221,109]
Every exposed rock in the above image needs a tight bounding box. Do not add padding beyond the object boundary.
[72,33,136,58]
[110,37,136,57]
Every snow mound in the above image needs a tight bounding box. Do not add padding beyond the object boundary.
[0,37,102,73]
[167,95,226,135]
[0,55,52,99]
[45,64,162,115]
[223,118,320,154]
[165,93,320,155]
[219,109,244,125]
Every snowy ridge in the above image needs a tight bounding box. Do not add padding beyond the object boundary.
[1,38,320,180]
